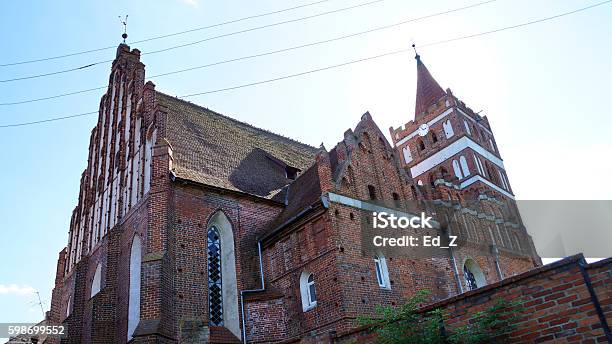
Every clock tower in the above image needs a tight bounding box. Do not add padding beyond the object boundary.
[390,52,521,221]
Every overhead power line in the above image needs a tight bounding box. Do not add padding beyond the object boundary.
[0,111,98,128]
[0,86,108,106]
[0,0,337,67]
[420,0,612,48]
[0,0,386,82]
[1,0,610,128]
[0,0,499,106]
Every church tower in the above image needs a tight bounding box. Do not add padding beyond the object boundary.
[390,52,516,209]
[389,51,541,282]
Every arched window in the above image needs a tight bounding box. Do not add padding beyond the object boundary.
[300,271,317,311]
[208,226,223,326]
[206,211,240,337]
[463,120,471,135]
[502,172,511,191]
[489,138,496,152]
[498,170,508,190]
[474,154,484,175]
[417,138,425,152]
[443,120,454,138]
[463,259,486,291]
[479,158,486,177]
[374,255,391,289]
[430,131,438,143]
[143,126,156,195]
[392,192,400,208]
[460,155,470,177]
[91,263,102,298]
[452,160,463,179]
[128,235,141,340]
[463,264,478,291]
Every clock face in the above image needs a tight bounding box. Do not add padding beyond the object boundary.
[418,123,429,137]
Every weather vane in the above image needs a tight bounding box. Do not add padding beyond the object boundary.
[119,15,129,43]
[412,43,420,60]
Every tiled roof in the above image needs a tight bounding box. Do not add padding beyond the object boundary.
[158,92,319,199]
[260,162,324,240]
[414,55,446,119]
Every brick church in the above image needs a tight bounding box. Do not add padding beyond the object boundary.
[47,44,544,343]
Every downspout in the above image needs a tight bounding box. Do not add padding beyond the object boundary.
[577,259,611,342]
[445,214,463,294]
[448,246,463,294]
[490,244,504,280]
[240,241,265,344]
[239,197,327,344]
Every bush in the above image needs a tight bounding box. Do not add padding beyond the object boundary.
[357,291,523,344]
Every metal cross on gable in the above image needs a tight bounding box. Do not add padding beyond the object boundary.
[119,15,129,43]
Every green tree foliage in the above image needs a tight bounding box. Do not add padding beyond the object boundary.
[357,291,523,344]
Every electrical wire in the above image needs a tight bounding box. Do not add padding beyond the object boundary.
[0,111,98,128]
[420,0,612,48]
[0,0,385,82]
[0,0,499,106]
[1,0,610,128]
[0,0,337,67]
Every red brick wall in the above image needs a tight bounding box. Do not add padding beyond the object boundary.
[170,182,287,341]
[245,298,288,341]
[334,255,611,344]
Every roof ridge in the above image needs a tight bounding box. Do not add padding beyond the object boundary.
[155,91,318,151]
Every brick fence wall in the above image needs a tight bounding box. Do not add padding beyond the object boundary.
[314,254,611,343]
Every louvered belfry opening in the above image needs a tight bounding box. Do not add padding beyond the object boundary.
[207,226,224,326]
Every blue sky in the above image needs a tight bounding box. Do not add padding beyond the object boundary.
[1,0,611,329]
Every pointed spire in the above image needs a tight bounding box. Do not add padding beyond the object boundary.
[413,45,446,119]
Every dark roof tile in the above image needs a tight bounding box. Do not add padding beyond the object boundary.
[158,91,318,199]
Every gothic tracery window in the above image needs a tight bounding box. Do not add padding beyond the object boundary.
[464,264,478,291]
[207,226,223,326]
[463,259,486,291]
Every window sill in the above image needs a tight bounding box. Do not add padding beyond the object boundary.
[303,303,317,312]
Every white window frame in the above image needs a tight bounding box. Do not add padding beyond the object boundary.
[91,263,102,298]
[452,160,463,179]
[460,155,470,177]
[443,119,454,138]
[374,255,391,289]
[300,271,317,311]
[463,259,487,290]
[464,120,471,135]
[402,146,413,164]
